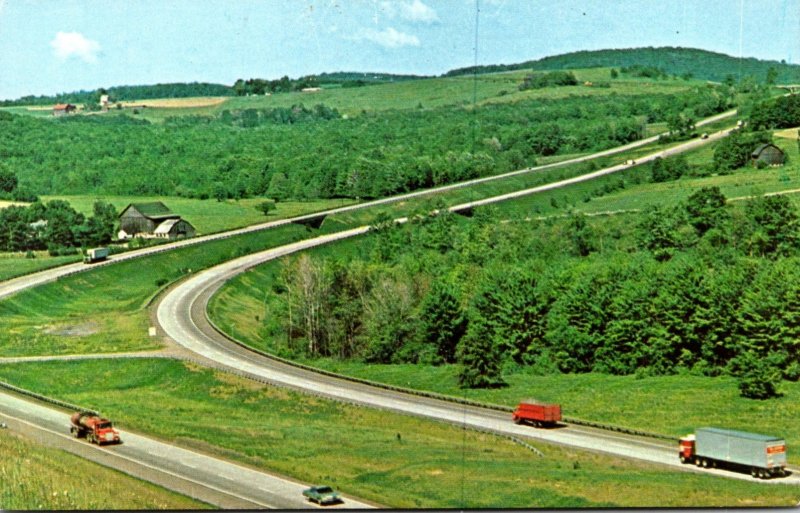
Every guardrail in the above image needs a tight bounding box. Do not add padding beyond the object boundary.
[205,312,678,443]
[0,378,98,416]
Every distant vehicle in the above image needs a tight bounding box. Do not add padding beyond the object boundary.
[679,427,786,479]
[701,132,709,139]
[70,411,121,445]
[84,247,109,264]
[625,159,636,166]
[512,401,561,428]
[302,485,342,505]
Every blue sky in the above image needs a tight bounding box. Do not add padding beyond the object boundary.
[0,0,798,100]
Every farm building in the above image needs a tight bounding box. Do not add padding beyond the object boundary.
[153,218,196,239]
[751,143,786,166]
[52,103,76,116]
[118,202,196,240]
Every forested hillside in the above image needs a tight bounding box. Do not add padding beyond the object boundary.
[446,47,800,84]
[0,82,734,200]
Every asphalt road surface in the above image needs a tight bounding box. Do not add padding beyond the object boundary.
[0,390,373,509]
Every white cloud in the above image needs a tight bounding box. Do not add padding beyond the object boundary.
[400,0,438,23]
[380,0,439,24]
[360,27,420,48]
[50,32,101,63]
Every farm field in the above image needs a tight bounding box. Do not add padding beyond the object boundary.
[1,68,708,123]
[0,427,206,510]
[0,358,795,509]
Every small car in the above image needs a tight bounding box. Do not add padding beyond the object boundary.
[302,485,342,505]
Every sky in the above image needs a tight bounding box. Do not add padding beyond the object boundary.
[0,0,799,100]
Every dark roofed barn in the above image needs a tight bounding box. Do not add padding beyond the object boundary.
[119,202,180,236]
[751,143,785,166]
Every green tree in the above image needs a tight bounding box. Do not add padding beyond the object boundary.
[744,194,799,257]
[457,320,506,388]
[0,164,17,194]
[255,199,276,216]
[734,351,781,399]
[419,281,466,364]
[685,186,729,237]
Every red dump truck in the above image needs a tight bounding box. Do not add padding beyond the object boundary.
[679,427,786,479]
[70,412,121,445]
[512,401,562,427]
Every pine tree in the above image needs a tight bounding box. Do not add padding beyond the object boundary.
[457,319,505,389]
[419,281,466,364]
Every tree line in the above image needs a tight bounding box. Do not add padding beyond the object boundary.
[0,200,116,255]
[0,82,234,107]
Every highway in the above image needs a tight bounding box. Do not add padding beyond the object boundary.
[154,181,800,487]
[0,390,373,509]
[7,109,797,508]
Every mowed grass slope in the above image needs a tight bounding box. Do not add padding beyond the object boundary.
[0,358,795,508]
[0,223,308,357]
[0,428,207,510]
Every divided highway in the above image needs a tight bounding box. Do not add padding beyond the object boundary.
[8,109,796,508]
[154,186,800,487]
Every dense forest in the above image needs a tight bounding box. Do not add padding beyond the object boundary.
[0,84,735,200]
[271,181,800,399]
[445,47,800,84]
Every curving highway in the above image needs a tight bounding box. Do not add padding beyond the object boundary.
[154,124,799,486]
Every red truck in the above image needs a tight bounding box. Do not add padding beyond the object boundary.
[512,401,562,427]
[70,412,121,445]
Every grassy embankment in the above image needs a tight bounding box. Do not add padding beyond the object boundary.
[0,224,309,357]
[0,358,796,509]
[0,428,207,510]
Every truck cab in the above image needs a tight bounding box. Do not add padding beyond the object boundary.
[679,434,695,464]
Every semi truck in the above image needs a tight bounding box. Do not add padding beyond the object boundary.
[70,412,121,445]
[83,247,109,264]
[679,427,786,479]
[512,401,562,427]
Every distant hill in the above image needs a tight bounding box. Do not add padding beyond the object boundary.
[444,47,800,84]
[1,72,427,106]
